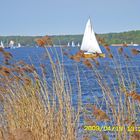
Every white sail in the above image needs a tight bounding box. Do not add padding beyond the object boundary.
[17,43,21,48]
[0,41,4,48]
[9,40,14,46]
[67,42,70,47]
[71,41,75,47]
[77,42,80,47]
[81,18,102,53]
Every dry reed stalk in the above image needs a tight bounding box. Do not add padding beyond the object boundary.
[1,47,81,140]
[82,47,140,140]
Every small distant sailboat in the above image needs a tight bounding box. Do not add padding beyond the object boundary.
[133,44,139,47]
[71,41,75,47]
[9,40,15,48]
[131,42,139,46]
[17,43,21,48]
[77,42,80,47]
[67,42,70,47]
[80,18,105,58]
[0,41,4,48]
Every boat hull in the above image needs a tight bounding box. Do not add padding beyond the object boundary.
[82,53,105,58]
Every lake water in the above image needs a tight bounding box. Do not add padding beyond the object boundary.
[1,46,140,139]
[4,46,140,104]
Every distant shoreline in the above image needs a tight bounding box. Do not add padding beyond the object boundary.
[0,30,140,46]
[111,44,139,47]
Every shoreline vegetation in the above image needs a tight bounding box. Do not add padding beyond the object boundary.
[0,36,140,139]
[0,30,140,46]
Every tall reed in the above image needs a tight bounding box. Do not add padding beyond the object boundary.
[0,47,82,140]
[82,47,140,140]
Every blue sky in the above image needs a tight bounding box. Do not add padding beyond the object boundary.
[0,0,140,35]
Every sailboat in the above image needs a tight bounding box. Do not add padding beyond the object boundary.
[71,41,75,47]
[77,42,80,47]
[9,40,15,48]
[0,41,4,48]
[17,43,21,48]
[80,18,105,58]
[67,42,70,47]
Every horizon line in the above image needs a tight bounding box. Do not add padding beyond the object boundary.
[0,29,139,36]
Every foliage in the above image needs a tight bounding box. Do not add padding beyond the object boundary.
[0,30,140,46]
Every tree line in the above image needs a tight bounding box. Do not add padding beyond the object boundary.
[0,30,140,46]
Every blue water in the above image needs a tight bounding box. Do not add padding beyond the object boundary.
[1,46,140,139]
[3,46,140,104]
